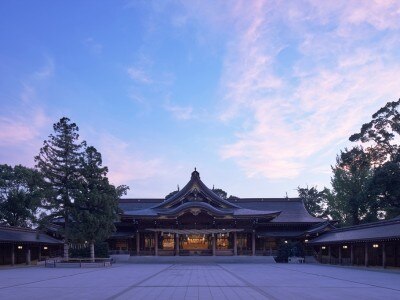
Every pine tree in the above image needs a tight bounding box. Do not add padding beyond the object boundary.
[35,117,86,260]
[70,146,128,261]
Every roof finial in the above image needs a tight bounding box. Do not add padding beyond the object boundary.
[177,184,180,191]
[212,184,215,190]
[191,168,200,178]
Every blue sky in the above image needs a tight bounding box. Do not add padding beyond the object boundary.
[1,1,400,198]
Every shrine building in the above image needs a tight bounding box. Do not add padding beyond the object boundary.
[108,169,327,256]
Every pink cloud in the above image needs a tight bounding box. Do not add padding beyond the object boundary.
[215,1,400,180]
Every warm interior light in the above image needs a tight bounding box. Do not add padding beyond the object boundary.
[373,244,379,248]
[284,240,288,244]
[17,245,23,249]
[43,246,48,250]
[304,239,309,242]
[343,245,348,249]
[321,246,326,249]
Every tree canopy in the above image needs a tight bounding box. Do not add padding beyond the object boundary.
[35,117,128,259]
[35,117,86,254]
[297,186,328,218]
[70,146,128,260]
[0,164,47,227]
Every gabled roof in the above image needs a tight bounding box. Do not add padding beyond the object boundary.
[156,169,240,209]
[119,170,327,224]
[122,170,281,220]
[0,226,63,244]
[309,217,400,244]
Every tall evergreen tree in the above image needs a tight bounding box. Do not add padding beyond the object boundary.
[0,164,47,227]
[297,186,328,218]
[70,146,128,261]
[35,117,86,260]
[350,99,400,219]
[328,147,375,225]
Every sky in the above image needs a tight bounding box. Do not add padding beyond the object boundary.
[1,0,400,198]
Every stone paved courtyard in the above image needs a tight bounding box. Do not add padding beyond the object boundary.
[0,263,399,300]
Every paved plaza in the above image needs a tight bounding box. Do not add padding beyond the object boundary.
[0,263,399,300]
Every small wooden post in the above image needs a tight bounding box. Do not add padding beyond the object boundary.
[252,231,256,256]
[350,244,354,265]
[11,244,15,265]
[233,232,238,256]
[364,243,369,267]
[154,231,158,256]
[26,248,31,265]
[328,245,332,264]
[382,242,386,268]
[338,245,342,265]
[212,234,216,256]
[136,232,140,256]
[175,234,180,256]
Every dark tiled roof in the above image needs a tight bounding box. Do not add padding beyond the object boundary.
[309,218,400,244]
[109,231,136,239]
[118,170,326,223]
[305,221,336,235]
[0,226,63,244]
[119,199,162,211]
[257,231,304,238]
[228,198,325,223]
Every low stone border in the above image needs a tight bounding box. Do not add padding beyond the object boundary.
[45,258,112,268]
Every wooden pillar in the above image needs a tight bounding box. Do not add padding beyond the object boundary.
[212,234,216,256]
[382,242,386,268]
[26,248,31,265]
[317,247,322,263]
[328,245,332,264]
[11,244,15,265]
[154,231,158,256]
[364,243,369,267]
[136,232,140,256]
[175,234,180,256]
[252,231,256,256]
[233,232,237,256]
[338,245,342,265]
[38,245,42,262]
[350,244,354,265]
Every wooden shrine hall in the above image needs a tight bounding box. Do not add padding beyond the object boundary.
[109,169,327,256]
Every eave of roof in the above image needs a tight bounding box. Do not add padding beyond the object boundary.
[0,226,63,244]
[309,217,400,244]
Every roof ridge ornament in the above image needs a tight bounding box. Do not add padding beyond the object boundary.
[191,167,200,179]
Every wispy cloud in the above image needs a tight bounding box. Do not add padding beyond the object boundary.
[83,37,103,55]
[97,133,164,184]
[164,102,194,120]
[127,66,153,84]
[92,132,188,197]
[0,59,54,166]
[211,0,400,179]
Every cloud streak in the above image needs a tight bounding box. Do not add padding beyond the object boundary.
[213,0,400,179]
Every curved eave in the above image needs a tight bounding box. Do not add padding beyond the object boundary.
[157,202,234,217]
[309,235,400,245]
[122,203,281,220]
[154,172,240,209]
